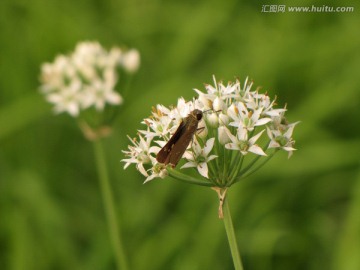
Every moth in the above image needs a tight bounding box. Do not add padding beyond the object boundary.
[156,109,203,168]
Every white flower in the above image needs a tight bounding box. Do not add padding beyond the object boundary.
[228,102,272,131]
[218,126,231,145]
[81,79,123,111]
[46,80,82,116]
[181,138,217,178]
[40,55,76,93]
[40,41,140,117]
[194,75,238,105]
[140,115,173,139]
[225,127,267,156]
[144,162,168,183]
[122,135,157,177]
[169,97,195,122]
[246,92,286,118]
[206,112,219,128]
[218,112,230,126]
[197,119,208,139]
[267,123,298,158]
[213,97,226,111]
[121,49,140,73]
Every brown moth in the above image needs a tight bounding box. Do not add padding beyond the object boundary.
[156,109,203,168]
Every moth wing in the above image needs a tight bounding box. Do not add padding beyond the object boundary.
[156,121,186,164]
[167,124,198,167]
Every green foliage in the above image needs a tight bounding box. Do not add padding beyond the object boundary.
[1,0,359,269]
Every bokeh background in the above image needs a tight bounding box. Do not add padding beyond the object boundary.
[1,0,360,269]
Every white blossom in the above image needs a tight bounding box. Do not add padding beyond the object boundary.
[122,135,158,177]
[225,127,267,156]
[122,76,298,184]
[218,126,231,145]
[228,102,272,131]
[181,138,217,178]
[121,49,140,73]
[267,122,298,158]
[40,41,140,117]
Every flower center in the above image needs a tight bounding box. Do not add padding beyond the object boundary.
[239,141,249,151]
[275,135,287,146]
[197,155,207,164]
[157,125,163,133]
[138,152,150,163]
[243,117,250,127]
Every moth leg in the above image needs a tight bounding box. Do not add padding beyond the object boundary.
[191,127,205,145]
[189,127,205,148]
[196,127,205,134]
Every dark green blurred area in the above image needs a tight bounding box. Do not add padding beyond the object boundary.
[1,0,360,269]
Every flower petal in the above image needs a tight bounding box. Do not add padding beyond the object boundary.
[283,146,297,152]
[254,118,272,126]
[248,145,267,156]
[207,155,218,161]
[203,138,215,155]
[181,161,197,169]
[197,162,209,178]
[225,143,239,150]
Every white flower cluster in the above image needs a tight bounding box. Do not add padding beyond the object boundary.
[40,41,140,116]
[122,76,298,185]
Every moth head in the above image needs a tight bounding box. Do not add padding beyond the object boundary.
[192,109,203,121]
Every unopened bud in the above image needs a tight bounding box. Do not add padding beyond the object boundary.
[213,97,226,111]
[121,49,140,73]
[218,113,229,126]
[197,119,208,139]
[218,126,231,145]
[206,113,219,128]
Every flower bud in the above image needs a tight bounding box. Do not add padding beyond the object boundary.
[227,103,238,120]
[109,47,122,65]
[213,97,226,111]
[122,49,140,73]
[218,112,229,126]
[206,113,219,128]
[218,126,231,145]
[197,119,208,139]
[197,93,212,109]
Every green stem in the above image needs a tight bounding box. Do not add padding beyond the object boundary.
[228,154,244,185]
[121,73,134,100]
[239,151,277,180]
[168,168,213,187]
[223,196,244,270]
[93,140,129,270]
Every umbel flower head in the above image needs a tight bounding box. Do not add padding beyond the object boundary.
[40,41,140,117]
[122,76,299,187]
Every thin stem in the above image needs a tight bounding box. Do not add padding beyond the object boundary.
[121,73,134,100]
[211,128,221,175]
[238,155,262,176]
[168,168,213,187]
[228,154,244,186]
[93,140,129,270]
[221,141,228,185]
[208,160,217,181]
[237,150,277,181]
[223,195,244,270]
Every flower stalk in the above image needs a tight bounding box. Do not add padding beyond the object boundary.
[94,139,129,270]
[222,193,244,270]
[212,187,228,218]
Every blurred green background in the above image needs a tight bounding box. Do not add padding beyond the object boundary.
[1,0,360,269]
